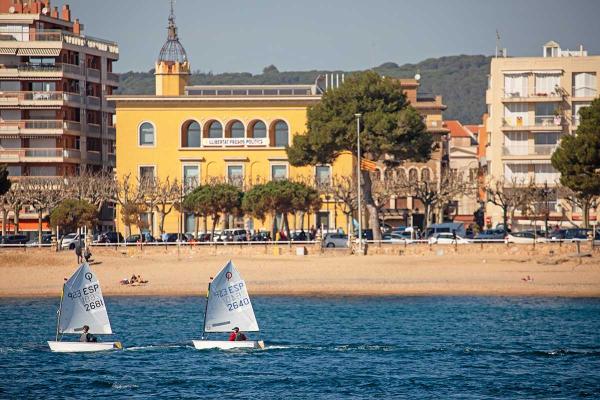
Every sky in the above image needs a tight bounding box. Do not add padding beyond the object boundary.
[56,0,600,74]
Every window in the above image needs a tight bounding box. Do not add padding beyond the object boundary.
[504,132,528,155]
[271,164,288,181]
[182,121,201,147]
[316,211,330,232]
[534,73,560,96]
[139,122,155,146]
[534,132,560,155]
[250,121,267,138]
[139,166,155,180]
[535,103,560,126]
[184,213,196,234]
[504,74,528,97]
[421,168,431,182]
[315,165,331,186]
[573,72,597,97]
[227,165,244,187]
[504,103,528,126]
[534,164,560,184]
[183,165,199,189]
[408,168,418,181]
[228,121,244,138]
[139,213,152,232]
[273,121,289,147]
[207,121,223,139]
[504,163,528,181]
[572,102,591,127]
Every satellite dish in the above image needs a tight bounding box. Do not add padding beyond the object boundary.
[42,7,49,14]
[414,73,421,81]
[8,6,15,13]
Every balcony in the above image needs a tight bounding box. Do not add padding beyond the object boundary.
[502,116,564,131]
[86,96,101,109]
[0,148,80,163]
[0,29,119,55]
[0,63,83,79]
[502,145,557,158]
[502,91,562,103]
[86,150,102,163]
[87,68,101,81]
[572,86,597,100]
[0,119,81,136]
[106,71,119,84]
[106,126,116,138]
[0,91,82,107]
[86,123,101,135]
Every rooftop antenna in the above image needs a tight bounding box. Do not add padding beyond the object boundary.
[495,29,502,58]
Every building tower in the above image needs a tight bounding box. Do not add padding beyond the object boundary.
[155,1,189,96]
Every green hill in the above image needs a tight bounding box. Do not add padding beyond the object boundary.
[116,55,491,124]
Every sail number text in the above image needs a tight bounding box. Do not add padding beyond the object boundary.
[212,281,250,311]
[227,297,250,311]
[66,284,104,312]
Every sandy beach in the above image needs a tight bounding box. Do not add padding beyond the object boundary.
[1,244,599,298]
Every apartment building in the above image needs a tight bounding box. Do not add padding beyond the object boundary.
[380,78,449,229]
[485,41,599,228]
[0,0,119,233]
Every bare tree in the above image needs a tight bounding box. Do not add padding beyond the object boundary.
[153,177,182,237]
[485,176,531,234]
[395,169,473,228]
[3,183,26,234]
[115,174,144,237]
[20,178,66,245]
[330,175,359,237]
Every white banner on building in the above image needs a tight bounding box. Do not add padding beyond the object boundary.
[202,137,269,147]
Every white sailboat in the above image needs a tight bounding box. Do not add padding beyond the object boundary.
[47,262,122,352]
[192,260,265,350]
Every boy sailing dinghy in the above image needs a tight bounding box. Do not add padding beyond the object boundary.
[193,260,265,350]
[48,262,122,352]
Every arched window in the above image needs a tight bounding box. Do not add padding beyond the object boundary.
[227,120,245,138]
[421,168,431,182]
[182,120,200,147]
[408,168,418,182]
[139,122,154,146]
[398,169,407,182]
[249,120,267,139]
[205,121,223,139]
[272,121,289,147]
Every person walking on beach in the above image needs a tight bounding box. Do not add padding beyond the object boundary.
[229,327,247,341]
[75,241,83,263]
[79,325,97,342]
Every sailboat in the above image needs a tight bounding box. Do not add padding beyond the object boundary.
[192,260,265,350]
[47,262,122,352]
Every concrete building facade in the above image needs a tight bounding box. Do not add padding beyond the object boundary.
[485,41,600,228]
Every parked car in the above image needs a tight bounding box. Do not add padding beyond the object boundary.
[251,231,271,241]
[2,234,29,245]
[125,233,155,243]
[60,233,81,249]
[220,229,248,242]
[474,229,506,241]
[549,228,591,242]
[428,232,472,245]
[360,229,374,241]
[507,231,546,244]
[161,233,186,243]
[323,233,349,248]
[27,234,53,245]
[424,222,467,239]
[390,231,417,243]
[97,231,124,244]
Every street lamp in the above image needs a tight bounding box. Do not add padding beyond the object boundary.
[355,113,362,253]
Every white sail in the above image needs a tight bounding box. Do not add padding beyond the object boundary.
[204,260,259,333]
[58,263,112,335]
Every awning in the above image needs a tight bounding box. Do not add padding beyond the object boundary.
[16,48,61,56]
[0,48,17,55]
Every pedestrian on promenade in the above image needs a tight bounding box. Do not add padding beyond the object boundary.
[75,241,83,264]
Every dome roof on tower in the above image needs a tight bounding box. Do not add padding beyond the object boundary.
[157,2,188,64]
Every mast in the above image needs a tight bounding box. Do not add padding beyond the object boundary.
[55,283,65,341]
[201,278,212,339]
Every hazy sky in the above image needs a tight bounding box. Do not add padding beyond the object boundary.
[58,0,600,73]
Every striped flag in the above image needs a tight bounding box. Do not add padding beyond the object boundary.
[360,158,378,172]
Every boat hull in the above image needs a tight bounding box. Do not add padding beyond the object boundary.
[47,341,122,352]
[192,340,265,350]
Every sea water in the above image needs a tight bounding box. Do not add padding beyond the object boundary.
[1,296,599,399]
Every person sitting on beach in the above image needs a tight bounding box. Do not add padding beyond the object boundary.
[130,274,138,284]
[80,325,97,343]
[229,327,247,341]
[136,274,148,284]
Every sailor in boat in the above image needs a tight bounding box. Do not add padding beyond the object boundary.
[79,325,98,343]
[228,327,247,342]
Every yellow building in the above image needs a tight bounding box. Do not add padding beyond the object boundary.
[110,7,353,235]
